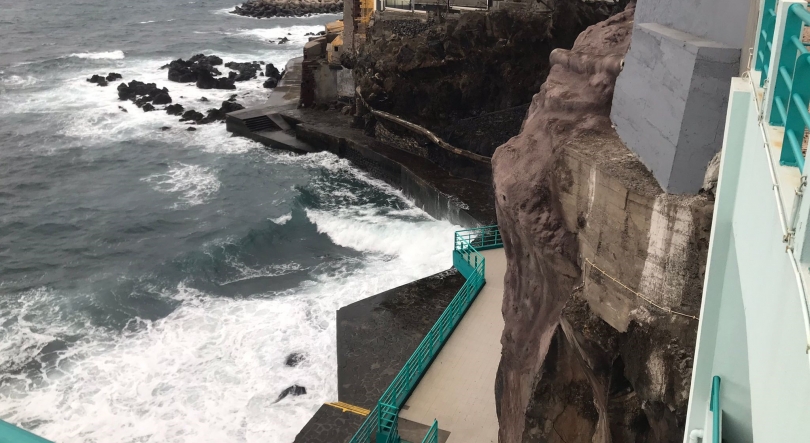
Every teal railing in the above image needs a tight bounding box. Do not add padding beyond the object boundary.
[421,420,439,443]
[0,420,53,443]
[773,3,810,171]
[757,0,778,86]
[710,376,722,443]
[350,225,503,443]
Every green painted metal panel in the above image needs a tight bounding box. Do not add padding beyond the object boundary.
[349,226,503,443]
[0,420,53,443]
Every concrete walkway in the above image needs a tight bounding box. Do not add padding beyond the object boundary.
[398,248,506,443]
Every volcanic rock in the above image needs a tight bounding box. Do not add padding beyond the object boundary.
[263,77,278,88]
[152,92,172,105]
[196,71,235,90]
[106,72,123,81]
[231,0,342,18]
[165,104,185,116]
[87,74,108,86]
[165,54,224,84]
[224,61,262,82]
[285,352,305,367]
[180,109,205,123]
[275,385,306,403]
[142,103,155,112]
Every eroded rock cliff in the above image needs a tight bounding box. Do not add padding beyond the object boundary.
[351,3,623,154]
[492,5,713,442]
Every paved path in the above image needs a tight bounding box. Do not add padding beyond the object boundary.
[399,248,505,443]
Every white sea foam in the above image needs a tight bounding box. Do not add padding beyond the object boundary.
[69,50,126,60]
[138,20,157,24]
[271,213,293,225]
[0,210,457,443]
[234,25,326,45]
[142,163,221,207]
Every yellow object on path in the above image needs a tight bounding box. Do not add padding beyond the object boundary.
[325,401,371,416]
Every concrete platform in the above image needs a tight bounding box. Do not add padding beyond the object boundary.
[399,249,506,443]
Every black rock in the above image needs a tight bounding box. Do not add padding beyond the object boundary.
[106,72,123,81]
[160,126,171,131]
[263,77,278,89]
[187,127,197,131]
[285,353,305,367]
[265,63,281,80]
[200,97,209,102]
[180,109,205,122]
[275,385,306,403]
[167,54,224,83]
[142,103,155,112]
[87,74,105,84]
[224,61,262,82]
[117,80,168,103]
[118,106,128,113]
[278,37,289,44]
[220,100,244,113]
[196,71,235,90]
[227,94,238,102]
[152,92,172,105]
[166,103,185,116]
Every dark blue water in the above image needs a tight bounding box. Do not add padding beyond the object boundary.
[0,1,457,441]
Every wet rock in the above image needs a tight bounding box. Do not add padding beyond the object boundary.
[196,71,235,90]
[152,92,172,105]
[142,103,155,112]
[187,127,197,131]
[263,77,278,88]
[200,96,209,102]
[117,80,170,104]
[285,352,305,367]
[220,100,244,113]
[278,37,289,44]
[230,0,343,18]
[160,126,171,131]
[87,74,108,86]
[275,385,306,403]
[165,103,185,116]
[224,61,262,82]
[106,72,123,81]
[165,54,224,84]
[265,63,282,80]
[118,106,128,113]
[180,109,205,123]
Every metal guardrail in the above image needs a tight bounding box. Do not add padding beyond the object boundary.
[769,3,810,171]
[758,0,778,86]
[0,420,54,443]
[710,376,722,443]
[421,420,439,443]
[349,225,502,443]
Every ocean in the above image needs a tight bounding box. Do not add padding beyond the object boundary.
[0,1,458,441]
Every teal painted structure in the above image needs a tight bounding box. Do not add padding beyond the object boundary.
[756,0,778,85]
[684,1,810,441]
[710,376,722,443]
[350,225,503,443]
[420,420,439,443]
[0,420,54,443]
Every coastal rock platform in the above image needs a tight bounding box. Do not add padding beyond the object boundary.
[231,0,343,18]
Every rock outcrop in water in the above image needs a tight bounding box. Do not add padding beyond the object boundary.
[231,0,342,18]
[163,54,235,90]
[492,4,712,442]
[117,80,173,109]
[87,72,122,87]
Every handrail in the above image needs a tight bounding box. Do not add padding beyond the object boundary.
[349,225,502,443]
[0,420,54,443]
[769,3,810,171]
[420,420,439,443]
[709,376,722,443]
[757,0,778,86]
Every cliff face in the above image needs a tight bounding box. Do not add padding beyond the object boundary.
[492,5,713,442]
[351,3,620,152]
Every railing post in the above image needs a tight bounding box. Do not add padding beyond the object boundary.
[764,0,806,123]
[780,53,810,169]
[755,0,779,84]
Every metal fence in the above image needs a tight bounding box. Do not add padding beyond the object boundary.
[421,420,439,443]
[349,225,502,443]
[755,1,810,171]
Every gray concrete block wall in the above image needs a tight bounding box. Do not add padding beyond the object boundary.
[612,23,740,193]
[634,0,750,48]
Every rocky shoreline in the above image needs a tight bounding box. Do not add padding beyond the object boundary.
[231,0,342,18]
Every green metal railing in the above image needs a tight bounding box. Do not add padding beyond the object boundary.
[350,225,503,443]
[710,376,722,443]
[770,3,810,171]
[0,420,53,443]
[757,0,778,86]
[421,420,439,443]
